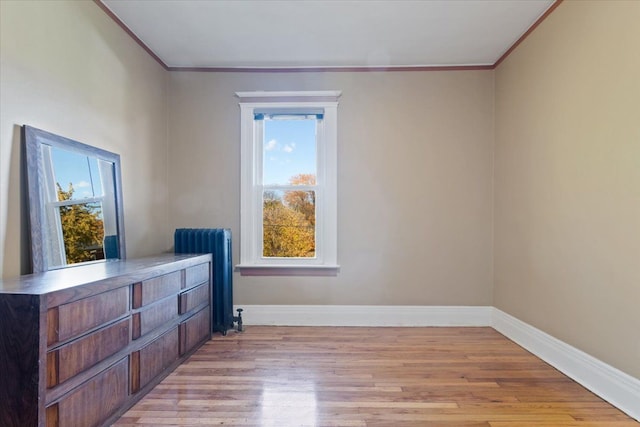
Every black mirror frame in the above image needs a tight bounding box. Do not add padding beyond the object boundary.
[23,125,126,273]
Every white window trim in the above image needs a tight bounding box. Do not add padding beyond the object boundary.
[236,91,340,274]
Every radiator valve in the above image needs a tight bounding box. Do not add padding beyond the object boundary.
[235,308,244,332]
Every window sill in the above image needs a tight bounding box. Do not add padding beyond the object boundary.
[235,264,340,277]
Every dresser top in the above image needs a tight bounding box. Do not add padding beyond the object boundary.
[0,253,212,296]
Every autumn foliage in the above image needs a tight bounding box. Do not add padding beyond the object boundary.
[57,183,105,264]
[263,174,316,258]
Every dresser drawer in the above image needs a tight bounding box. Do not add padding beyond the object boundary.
[132,297,179,340]
[46,357,129,427]
[130,327,179,393]
[179,307,210,356]
[184,263,209,290]
[132,271,181,308]
[178,282,210,315]
[47,319,130,388]
[47,286,129,345]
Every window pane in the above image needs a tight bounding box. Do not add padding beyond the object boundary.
[263,189,315,258]
[263,118,316,186]
[59,202,105,264]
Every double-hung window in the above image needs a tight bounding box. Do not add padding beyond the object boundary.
[237,91,340,273]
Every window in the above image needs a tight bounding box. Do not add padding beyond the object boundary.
[236,91,340,273]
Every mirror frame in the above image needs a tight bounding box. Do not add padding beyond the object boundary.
[23,125,126,273]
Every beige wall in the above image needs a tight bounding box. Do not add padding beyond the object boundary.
[0,1,169,278]
[168,71,495,305]
[494,1,640,378]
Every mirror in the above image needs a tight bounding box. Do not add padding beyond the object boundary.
[23,125,126,273]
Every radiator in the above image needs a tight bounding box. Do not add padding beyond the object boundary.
[174,228,237,335]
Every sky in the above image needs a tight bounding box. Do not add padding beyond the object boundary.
[263,118,317,186]
[51,146,102,200]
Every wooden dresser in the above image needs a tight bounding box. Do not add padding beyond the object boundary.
[0,254,212,427]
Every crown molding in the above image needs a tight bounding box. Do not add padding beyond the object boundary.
[168,65,495,73]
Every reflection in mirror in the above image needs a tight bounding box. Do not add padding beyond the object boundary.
[24,126,125,272]
[42,146,118,265]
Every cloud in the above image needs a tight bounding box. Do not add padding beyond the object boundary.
[282,143,295,153]
[75,180,91,188]
[265,139,277,151]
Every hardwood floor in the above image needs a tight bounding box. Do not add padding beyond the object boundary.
[114,326,637,426]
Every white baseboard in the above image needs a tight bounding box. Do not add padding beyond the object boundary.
[234,304,493,327]
[492,308,640,421]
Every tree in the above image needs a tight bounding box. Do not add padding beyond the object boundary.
[263,191,315,257]
[57,183,105,264]
[283,174,316,226]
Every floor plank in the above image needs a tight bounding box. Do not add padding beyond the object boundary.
[114,326,638,426]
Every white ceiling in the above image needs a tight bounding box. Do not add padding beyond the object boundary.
[101,0,555,69]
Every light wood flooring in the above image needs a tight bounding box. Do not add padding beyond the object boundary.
[114,326,638,426]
